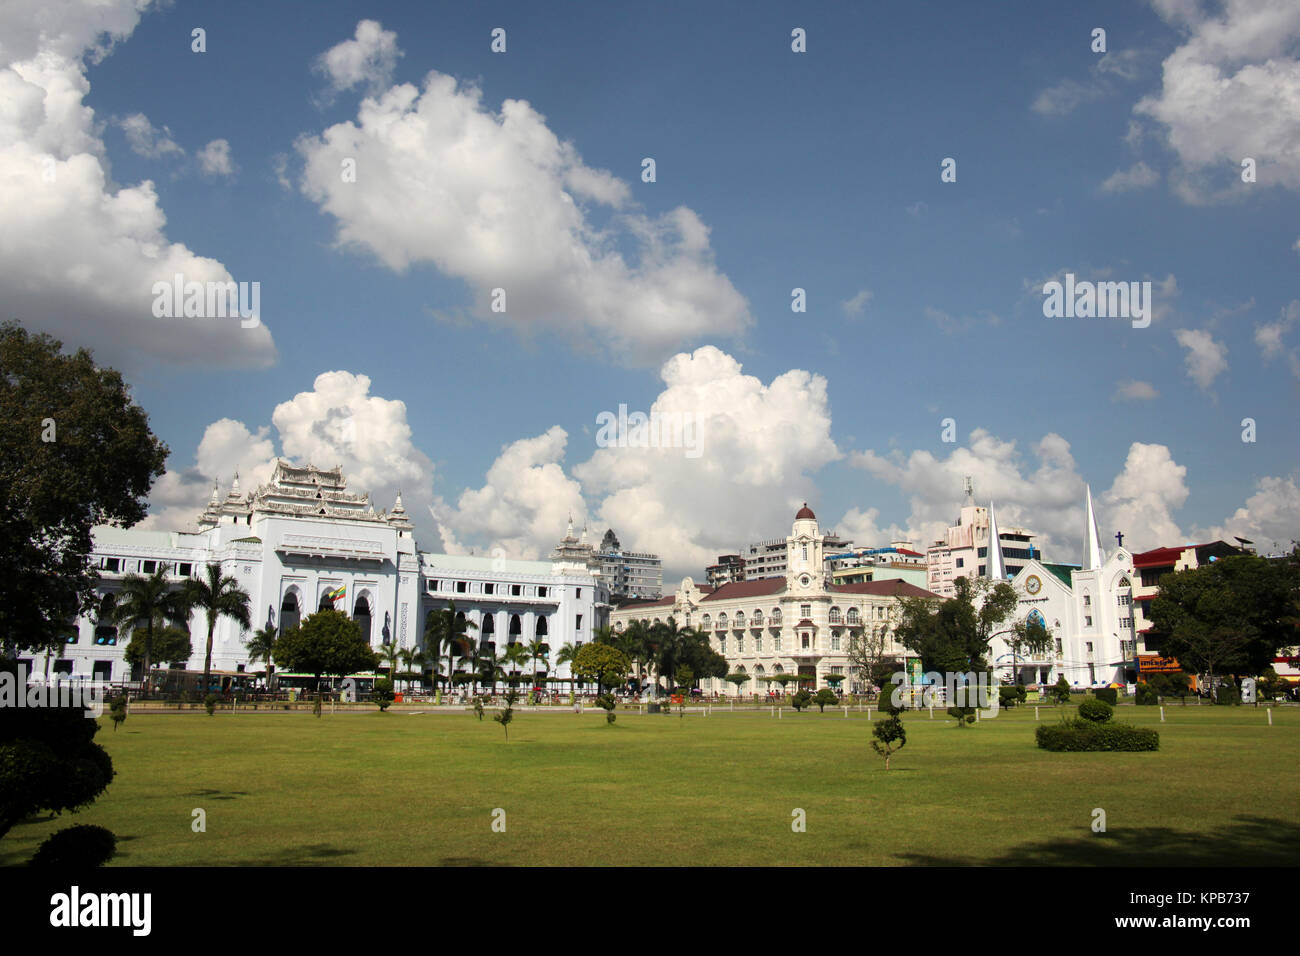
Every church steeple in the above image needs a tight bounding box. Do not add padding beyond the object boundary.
[1083,484,1105,570]
[986,501,1007,580]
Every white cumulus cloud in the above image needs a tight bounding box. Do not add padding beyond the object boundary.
[1174,327,1229,389]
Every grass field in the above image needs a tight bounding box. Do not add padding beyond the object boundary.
[4,703,1297,866]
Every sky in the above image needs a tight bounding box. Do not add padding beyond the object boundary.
[4,0,1298,581]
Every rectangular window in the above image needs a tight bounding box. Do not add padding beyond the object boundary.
[484,583,494,595]
[1083,595,1091,606]
[1085,642,1093,652]
[774,635,782,651]
[538,586,547,598]
[955,558,964,568]
[100,557,120,573]
[755,635,763,652]
[141,560,157,574]
[511,584,521,596]
[1118,594,1131,605]
[177,563,192,577]
[1055,638,1063,655]
[576,614,583,630]
[719,637,726,654]
[576,588,581,599]
[737,636,744,653]
[800,604,811,618]
[428,579,438,592]
[1085,616,1092,627]
[456,581,467,593]
[831,634,840,651]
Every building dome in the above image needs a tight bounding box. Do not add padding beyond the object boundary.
[795,503,816,520]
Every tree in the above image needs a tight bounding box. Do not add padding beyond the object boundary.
[573,643,631,696]
[272,609,379,717]
[1149,551,1300,701]
[124,624,192,672]
[245,625,278,689]
[871,706,907,770]
[1005,614,1053,685]
[185,562,252,696]
[371,678,395,712]
[424,601,477,696]
[0,323,168,659]
[112,567,192,693]
[894,577,1018,674]
[502,641,530,686]
[847,627,898,699]
[814,688,837,712]
[0,662,116,862]
[725,672,751,696]
[476,650,504,696]
[397,646,426,693]
[526,637,549,688]
[494,688,519,740]
[1051,675,1071,704]
[555,644,580,697]
[378,642,401,685]
[791,688,812,712]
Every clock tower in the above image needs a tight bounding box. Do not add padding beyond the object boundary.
[786,503,825,592]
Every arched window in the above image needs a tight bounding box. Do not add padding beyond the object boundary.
[735,611,745,627]
[701,614,712,629]
[480,614,495,636]
[752,610,763,626]
[829,606,841,624]
[771,608,782,623]
[718,613,728,629]
[354,596,373,644]
[280,591,300,635]
[536,616,549,638]
[847,607,860,625]
[509,614,522,641]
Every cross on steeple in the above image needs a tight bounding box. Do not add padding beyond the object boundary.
[1115,531,1124,548]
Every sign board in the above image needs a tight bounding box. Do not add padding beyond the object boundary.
[1136,655,1183,675]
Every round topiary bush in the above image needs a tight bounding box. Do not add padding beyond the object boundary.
[28,824,117,867]
[1077,698,1114,723]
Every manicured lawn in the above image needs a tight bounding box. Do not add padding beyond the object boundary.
[4,704,1297,866]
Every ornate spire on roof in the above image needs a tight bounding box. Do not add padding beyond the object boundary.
[986,500,1007,580]
[1083,484,1105,570]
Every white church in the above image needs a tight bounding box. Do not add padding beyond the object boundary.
[990,486,1137,687]
[36,461,609,687]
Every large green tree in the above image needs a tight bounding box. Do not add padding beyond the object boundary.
[272,609,379,716]
[185,562,252,696]
[1149,550,1300,700]
[0,323,168,657]
[893,577,1017,674]
[244,625,279,688]
[124,624,192,670]
[572,643,632,695]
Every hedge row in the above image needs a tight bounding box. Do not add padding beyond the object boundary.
[1035,720,1160,752]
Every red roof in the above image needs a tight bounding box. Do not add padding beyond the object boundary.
[614,596,675,610]
[1132,546,1192,568]
[795,503,816,520]
[701,578,786,601]
[895,548,924,557]
[830,580,940,599]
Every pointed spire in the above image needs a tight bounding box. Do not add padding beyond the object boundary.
[1083,484,1104,570]
[986,501,1006,580]
[208,478,220,504]
[229,471,241,497]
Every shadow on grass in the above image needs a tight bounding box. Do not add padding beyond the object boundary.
[894,815,1299,866]
[438,856,493,866]
[252,843,357,865]
[184,789,250,800]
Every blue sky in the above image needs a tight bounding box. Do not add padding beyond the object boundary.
[5,0,1298,577]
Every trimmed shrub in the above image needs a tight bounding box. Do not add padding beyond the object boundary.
[203,694,217,716]
[1051,676,1071,704]
[1077,698,1114,723]
[1214,682,1241,706]
[28,824,117,867]
[1093,687,1118,705]
[791,689,812,712]
[1036,720,1159,752]
[947,706,977,726]
[371,678,395,711]
[1134,682,1159,706]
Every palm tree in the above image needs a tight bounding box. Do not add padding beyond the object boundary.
[398,646,426,693]
[244,625,278,690]
[424,600,478,697]
[476,650,504,696]
[113,567,192,693]
[526,637,549,688]
[378,641,401,684]
[652,617,698,698]
[502,641,530,687]
[624,620,653,695]
[186,562,252,696]
[555,644,580,696]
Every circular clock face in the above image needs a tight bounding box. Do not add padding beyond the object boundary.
[800,575,811,588]
[1025,575,1042,595]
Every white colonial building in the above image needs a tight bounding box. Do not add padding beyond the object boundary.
[31,462,607,686]
[611,504,939,695]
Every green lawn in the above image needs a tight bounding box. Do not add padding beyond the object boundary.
[4,704,1297,866]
